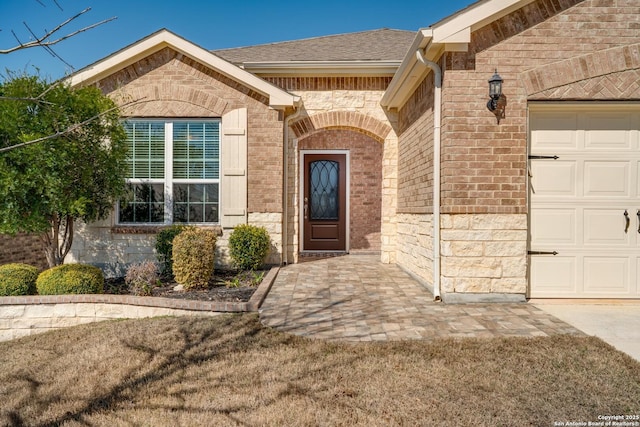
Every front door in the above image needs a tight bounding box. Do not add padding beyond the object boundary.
[302,153,347,251]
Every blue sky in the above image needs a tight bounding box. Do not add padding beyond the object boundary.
[1,0,474,80]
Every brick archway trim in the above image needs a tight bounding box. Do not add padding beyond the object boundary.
[118,84,230,117]
[523,43,640,98]
[290,111,391,143]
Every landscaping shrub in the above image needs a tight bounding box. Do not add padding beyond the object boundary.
[155,225,188,278]
[0,263,38,296]
[228,224,271,270]
[125,261,160,296]
[172,227,217,289]
[36,264,104,295]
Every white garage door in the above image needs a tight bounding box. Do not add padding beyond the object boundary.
[529,105,640,298]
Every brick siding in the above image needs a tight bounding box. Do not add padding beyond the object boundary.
[299,130,382,251]
[97,48,284,214]
[265,77,392,92]
[397,0,640,215]
[397,76,435,214]
[0,234,48,270]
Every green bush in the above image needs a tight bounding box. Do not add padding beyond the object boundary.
[0,263,38,296]
[172,227,217,289]
[36,264,104,295]
[228,224,271,271]
[155,225,188,278]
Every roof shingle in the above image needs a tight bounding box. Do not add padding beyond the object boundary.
[212,28,415,64]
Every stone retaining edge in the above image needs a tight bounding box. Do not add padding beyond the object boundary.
[0,266,280,342]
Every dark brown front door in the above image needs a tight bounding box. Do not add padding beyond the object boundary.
[303,153,346,251]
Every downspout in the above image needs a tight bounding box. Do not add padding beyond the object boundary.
[282,103,302,265]
[416,49,442,302]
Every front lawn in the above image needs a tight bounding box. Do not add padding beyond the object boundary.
[1,314,639,426]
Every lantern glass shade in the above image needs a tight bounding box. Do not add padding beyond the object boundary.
[488,70,503,99]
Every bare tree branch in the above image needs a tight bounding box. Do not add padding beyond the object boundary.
[23,20,74,69]
[0,97,145,153]
[0,96,55,105]
[0,8,117,55]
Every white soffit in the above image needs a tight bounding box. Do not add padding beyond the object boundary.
[381,0,536,110]
[67,29,299,109]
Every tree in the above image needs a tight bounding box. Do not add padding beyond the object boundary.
[0,74,128,267]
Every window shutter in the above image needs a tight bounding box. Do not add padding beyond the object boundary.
[220,108,248,228]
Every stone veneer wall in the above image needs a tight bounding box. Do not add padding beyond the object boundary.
[440,214,527,298]
[0,303,220,342]
[247,212,282,266]
[396,213,527,300]
[70,212,281,276]
[69,217,156,277]
[396,214,434,288]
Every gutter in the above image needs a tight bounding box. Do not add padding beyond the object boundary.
[282,103,303,265]
[415,48,442,302]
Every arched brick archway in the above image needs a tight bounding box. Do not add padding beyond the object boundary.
[290,111,392,143]
[522,43,640,99]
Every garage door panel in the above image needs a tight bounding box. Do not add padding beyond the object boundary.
[530,161,576,197]
[583,209,630,246]
[583,113,634,150]
[530,257,578,297]
[530,106,640,299]
[584,161,630,197]
[531,208,576,245]
[530,112,578,150]
[583,257,629,294]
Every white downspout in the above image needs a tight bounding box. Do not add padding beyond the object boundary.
[416,49,442,302]
[282,104,302,265]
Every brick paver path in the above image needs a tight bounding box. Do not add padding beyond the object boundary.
[260,255,583,341]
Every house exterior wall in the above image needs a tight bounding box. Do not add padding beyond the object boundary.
[69,48,285,275]
[265,77,397,263]
[395,0,640,300]
[0,234,48,270]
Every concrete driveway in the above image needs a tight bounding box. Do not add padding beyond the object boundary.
[534,302,640,362]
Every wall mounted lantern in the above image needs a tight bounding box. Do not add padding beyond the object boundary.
[486,69,506,124]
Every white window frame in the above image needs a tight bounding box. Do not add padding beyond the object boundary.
[117,119,221,226]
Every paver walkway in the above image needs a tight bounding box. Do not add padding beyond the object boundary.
[259,255,583,341]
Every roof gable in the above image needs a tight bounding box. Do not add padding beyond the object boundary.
[67,29,299,109]
[382,0,539,109]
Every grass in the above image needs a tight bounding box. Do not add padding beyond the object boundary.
[1,314,639,426]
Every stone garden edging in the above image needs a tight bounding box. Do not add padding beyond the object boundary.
[0,266,279,342]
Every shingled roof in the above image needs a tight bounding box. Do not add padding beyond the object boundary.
[212,29,415,65]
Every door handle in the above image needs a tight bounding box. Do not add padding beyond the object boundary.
[624,210,630,233]
[303,197,308,219]
[637,210,640,234]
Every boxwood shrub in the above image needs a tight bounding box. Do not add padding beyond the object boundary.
[155,225,188,278]
[0,263,38,296]
[228,224,271,271]
[172,227,217,289]
[36,264,104,295]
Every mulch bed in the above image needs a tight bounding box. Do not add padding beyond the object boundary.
[105,270,265,303]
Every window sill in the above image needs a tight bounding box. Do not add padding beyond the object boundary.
[111,225,223,236]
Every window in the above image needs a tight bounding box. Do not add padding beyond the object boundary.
[118,120,220,224]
